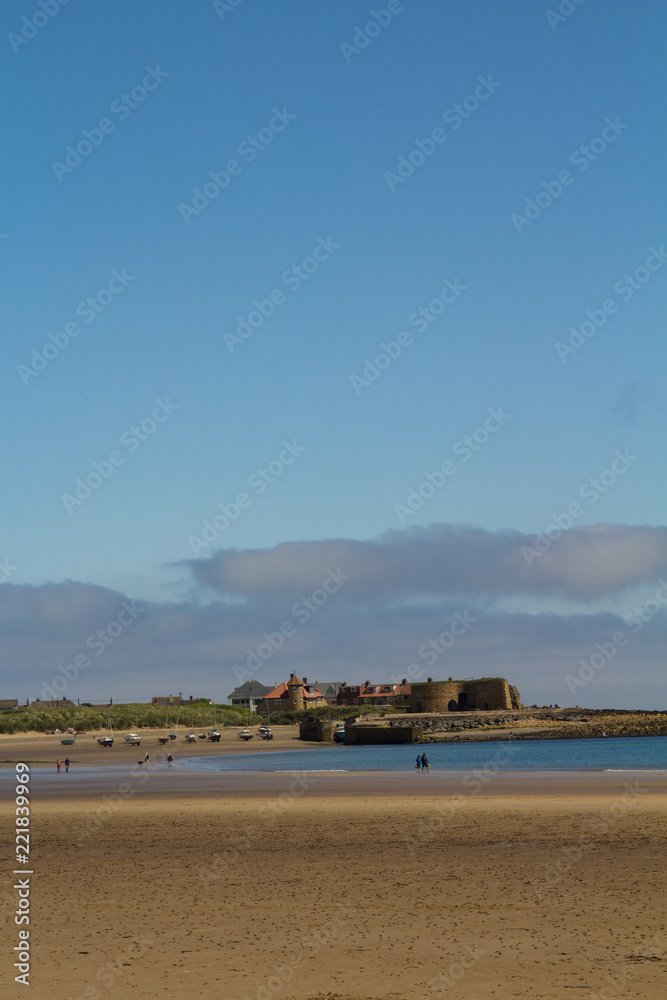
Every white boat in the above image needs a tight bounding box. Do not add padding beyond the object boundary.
[124,733,142,746]
[239,729,254,741]
[184,733,197,743]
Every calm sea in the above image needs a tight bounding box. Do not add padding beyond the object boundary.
[184,736,667,773]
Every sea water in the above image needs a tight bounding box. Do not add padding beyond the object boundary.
[184,736,667,773]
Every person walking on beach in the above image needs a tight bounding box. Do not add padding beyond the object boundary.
[64,757,70,773]
[415,754,421,772]
[56,758,61,772]
[420,753,430,772]
[144,752,150,764]
[166,753,173,765]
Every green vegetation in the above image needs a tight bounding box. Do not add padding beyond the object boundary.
[263,705,400,725]
[0,702,247,735]
[0,700,402,734]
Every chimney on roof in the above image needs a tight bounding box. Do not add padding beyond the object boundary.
[303,676,307,684]
[427,678,433,683]
[402,678,407,685]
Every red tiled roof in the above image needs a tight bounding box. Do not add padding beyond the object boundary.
[261,682,288,700]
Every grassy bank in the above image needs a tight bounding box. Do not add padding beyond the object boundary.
[0,702,389,734]
[0,702,246,734]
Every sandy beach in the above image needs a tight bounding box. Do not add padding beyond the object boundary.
[0,725,320,768]
[2,761,666,1000]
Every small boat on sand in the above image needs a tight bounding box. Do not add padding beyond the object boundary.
[238,729,253,741]
[97,711,114,747]
[184,733,197,743]
[124,733,142,746]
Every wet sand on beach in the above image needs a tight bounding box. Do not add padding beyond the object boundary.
[2,772,665,1000]
[0,724,319,767]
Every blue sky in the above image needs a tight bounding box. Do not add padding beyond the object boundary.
[1,0,665,707]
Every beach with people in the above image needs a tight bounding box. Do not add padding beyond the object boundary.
[1,730,665,999]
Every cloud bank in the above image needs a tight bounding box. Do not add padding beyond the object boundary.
[2,524,666,709]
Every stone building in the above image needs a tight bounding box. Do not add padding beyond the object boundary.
[408,677,520,713]
[336,680,411,707]
[257,673,327,717]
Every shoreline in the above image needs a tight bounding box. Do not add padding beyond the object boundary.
[2,718,667,769]
[2,766,665,803]
[2,728,666,771]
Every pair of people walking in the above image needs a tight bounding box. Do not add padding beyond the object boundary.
[56,758,70,772]
[415,753,430,772]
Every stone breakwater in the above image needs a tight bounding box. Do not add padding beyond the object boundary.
[505,713,667,742]
[387,710,667,743]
